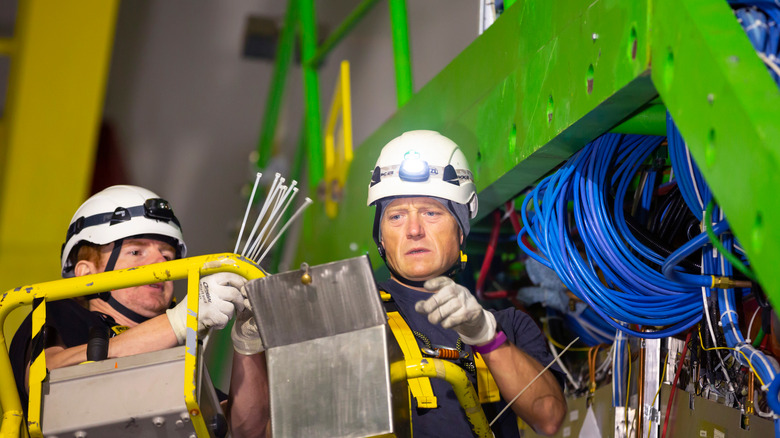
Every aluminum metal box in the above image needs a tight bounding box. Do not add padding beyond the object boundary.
[246,255,410,438]
[41,346,224,438]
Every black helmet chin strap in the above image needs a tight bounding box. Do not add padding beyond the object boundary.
[107,295,151,324]
[85,238,124,302]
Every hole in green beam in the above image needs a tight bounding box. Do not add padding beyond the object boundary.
[547,95,554,124]
[705,128,716,167]
[587,64,594,94]
[663,48,674,89]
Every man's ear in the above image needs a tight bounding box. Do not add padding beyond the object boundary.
[74,259,99,277]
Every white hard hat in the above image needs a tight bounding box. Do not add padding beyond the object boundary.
[366,130,478,218]
[61,185,187,277]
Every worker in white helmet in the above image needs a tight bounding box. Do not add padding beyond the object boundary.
[368,131,566,436]
[9,185,268,436]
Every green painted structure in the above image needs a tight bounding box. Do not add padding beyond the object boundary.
[260,0,780,309]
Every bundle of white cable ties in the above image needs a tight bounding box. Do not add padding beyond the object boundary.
[234,172,313,265]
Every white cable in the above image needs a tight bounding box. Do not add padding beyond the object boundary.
[235,172,262,254]
[684,145,704,210]
[546,339,578,390]
[758,51,780,77]
[747,306,761,343]
[702,286,733,387]
[489,337,579,427]
[257,198,314,264]
[241,173,282,256]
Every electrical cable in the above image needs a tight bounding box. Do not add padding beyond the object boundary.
[489,337,580,427]
[661,332,691,438]
[704,200,757,282]
[647,351,670,438]
[518,133,705,338]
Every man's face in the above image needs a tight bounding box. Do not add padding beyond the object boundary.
[97,238,176,317]
[380,197,462,285]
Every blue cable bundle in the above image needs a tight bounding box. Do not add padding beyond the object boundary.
[729,1,780,85]
[518,133,711,338]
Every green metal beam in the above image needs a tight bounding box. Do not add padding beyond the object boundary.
[651,0,780,307]
[305,0,382,69]
[610,103,666,136]
[293,0,654,268]
[299,0,325,189]
[256,1,297,170]
[388,0,413,106]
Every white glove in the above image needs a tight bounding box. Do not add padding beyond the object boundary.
[166,272,247,344]
[414,276,497,346]
[231,288,265,355]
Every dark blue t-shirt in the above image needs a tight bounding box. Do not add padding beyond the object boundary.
[379,279,563,438]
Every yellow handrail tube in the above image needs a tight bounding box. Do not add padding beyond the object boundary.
[0,253,264,438]
[405,358,492,438]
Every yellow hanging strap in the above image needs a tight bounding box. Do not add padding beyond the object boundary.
[27,298,47,438]
[382,291,438,409]
[473,352,500,404]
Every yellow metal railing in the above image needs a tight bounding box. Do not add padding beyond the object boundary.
[0,253,265,438]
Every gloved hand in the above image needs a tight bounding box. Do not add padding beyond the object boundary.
[231,288,265,355]
[414,276,497,346]
[166,272,247,344]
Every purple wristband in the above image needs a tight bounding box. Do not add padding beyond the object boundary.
[471,331,507,355]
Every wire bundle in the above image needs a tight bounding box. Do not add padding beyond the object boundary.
[667,105,780,422]
[730,1,780,84]
[519,133,709,338]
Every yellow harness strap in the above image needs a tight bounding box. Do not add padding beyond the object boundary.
[383,290,438,409]
[382,290,500,406]
[473,352,500,404]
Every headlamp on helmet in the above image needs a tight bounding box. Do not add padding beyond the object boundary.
[398,151,430,182]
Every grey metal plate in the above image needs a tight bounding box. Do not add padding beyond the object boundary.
[245,255,385,348]
[41,346,223,438]
[267,325,408,438]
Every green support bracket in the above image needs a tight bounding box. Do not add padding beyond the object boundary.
[651,0,780,308]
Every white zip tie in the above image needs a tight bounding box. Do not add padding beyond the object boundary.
[489,337,579,427]
[251,185,299,262]
[257,197,313,264]
[247,183,289,261]
[235,172,262,254]
[241,173,282,256]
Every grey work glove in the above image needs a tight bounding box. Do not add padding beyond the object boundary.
[231,287,265,355]
[414,276,497,346]
[166,272,247,344]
